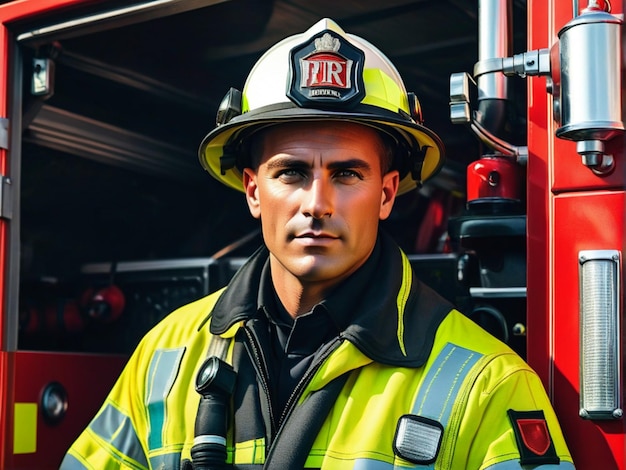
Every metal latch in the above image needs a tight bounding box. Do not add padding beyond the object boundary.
[0,118,7,150]
[0,176,13,221]
[0,121,14,220]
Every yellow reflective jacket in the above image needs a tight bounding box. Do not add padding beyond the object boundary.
[61,235,574,469]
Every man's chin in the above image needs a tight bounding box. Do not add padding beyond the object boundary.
[288,256,359,286]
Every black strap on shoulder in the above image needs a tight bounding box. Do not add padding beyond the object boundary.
[207,333,232,361]
[263,373,350,470]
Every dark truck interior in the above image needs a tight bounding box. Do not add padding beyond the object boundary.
[9,0,529,357]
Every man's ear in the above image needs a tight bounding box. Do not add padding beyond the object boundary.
[243,168,261,219]
[379,170,400,220]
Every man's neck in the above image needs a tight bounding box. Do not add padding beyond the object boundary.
[267,241,377,319]
[268,258,344,319]
[270,272,328,319]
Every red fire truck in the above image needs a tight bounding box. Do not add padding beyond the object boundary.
[0,0,623,468]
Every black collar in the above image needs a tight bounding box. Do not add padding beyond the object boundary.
[208,231,452,367]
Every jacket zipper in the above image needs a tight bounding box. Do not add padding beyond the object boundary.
[243,326,345,452]
[242,325,278,436]
[275,337,343,435]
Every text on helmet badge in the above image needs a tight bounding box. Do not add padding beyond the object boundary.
[288,30,365,109]
[301,34,351,93]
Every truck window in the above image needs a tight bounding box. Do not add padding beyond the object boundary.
[11,1,500,357]
[16,1,272,354]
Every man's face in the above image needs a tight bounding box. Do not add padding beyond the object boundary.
[242,121,399,289]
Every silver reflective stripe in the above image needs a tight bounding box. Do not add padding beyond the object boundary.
[149,452,182,469]
[484,460,576,469]
[352,458,433,469]
[89,404,149,467]
[384,343,481,469]
[146,347,185,450]
[412,343,482,424]
[352,345,482,469]
[353,459,402,469]
[59,453,88,470]
[348,345,482,469]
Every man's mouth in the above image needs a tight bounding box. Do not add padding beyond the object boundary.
[296,231,338,239]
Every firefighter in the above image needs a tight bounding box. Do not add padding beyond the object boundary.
[61,18,574,469]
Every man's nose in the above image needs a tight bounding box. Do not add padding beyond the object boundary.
[302,177,333,219]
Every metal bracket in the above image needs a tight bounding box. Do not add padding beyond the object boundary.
[473,49,551,79]
[449,73,528,164]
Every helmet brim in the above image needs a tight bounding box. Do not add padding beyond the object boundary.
[198,105,445,195]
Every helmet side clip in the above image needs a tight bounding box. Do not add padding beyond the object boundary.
[407,92,423,124]
[216,88,243,175]
[216,88,242,126]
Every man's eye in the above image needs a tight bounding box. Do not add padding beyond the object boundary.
[335,169,362,180]
[276,169,305,182]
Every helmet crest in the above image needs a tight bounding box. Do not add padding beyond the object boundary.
[287,29,365,108]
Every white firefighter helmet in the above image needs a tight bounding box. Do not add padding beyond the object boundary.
[198,18,445,194]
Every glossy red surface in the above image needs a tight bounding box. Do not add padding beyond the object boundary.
[527,0,625,467]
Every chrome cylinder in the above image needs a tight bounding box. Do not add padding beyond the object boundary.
[476,0,511,135]
[478,0,510,100]
[556,10,624,141]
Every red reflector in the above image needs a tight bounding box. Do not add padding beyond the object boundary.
[516,418,550,456]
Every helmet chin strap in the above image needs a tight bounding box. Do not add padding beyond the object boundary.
[219,150,237,175]
[410,145,430,182]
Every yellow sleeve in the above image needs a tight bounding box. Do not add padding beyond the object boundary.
[60,333,154,470]
[60,293,222,470]
[450,357,574,470]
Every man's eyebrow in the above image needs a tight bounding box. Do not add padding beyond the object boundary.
[327,158,372,171]
[264,157,373,171]
[264,157,310,171]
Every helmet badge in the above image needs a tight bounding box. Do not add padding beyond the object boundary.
[288,30,365,109]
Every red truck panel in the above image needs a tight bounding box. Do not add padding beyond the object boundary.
[6,351,126,469]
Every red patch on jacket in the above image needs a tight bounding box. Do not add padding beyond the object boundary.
[507,409,560,465]
[515,418,551,455]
